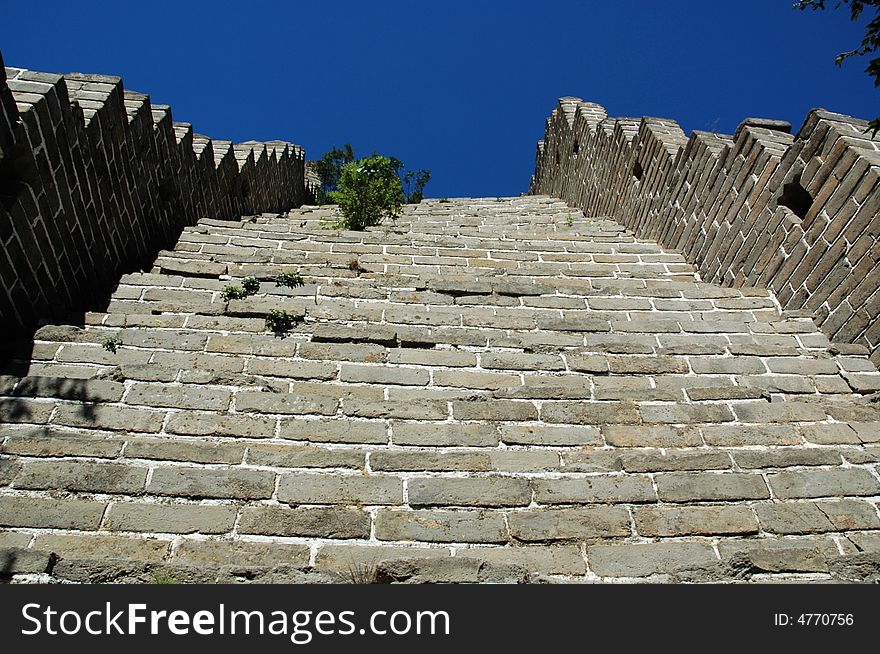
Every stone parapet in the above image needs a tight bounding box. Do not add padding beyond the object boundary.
[0,51,310,334]
[531,98,880,366]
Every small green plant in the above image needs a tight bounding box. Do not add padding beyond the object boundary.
[265,309,298,336]
[150,574,180,585]
[221,285,248,301]
[241,276,261,295]
[566,213,574,226]
[274,271,305,288]
[347,563,378,584]
[329,155,405,231]
[222,277,261,302]
[102,336,122,353]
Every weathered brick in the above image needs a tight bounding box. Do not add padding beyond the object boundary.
[732,401,827,423]
[314,544,448,572]
[634,505,759,536]
[768,468,880,499]
[593,377,683,400]
[557,450,624,473]
[370,450,491,472]
[15,461,148,494]
[452,400,537,421]
[532,475,655,504]
[207,334,299,356]
[481,353,564,371]
[277,473,403,505]
[343,400,448,420]
[542,401,640,424]
[619,449,731,472]
[0,547,54,574]
[0,496,106,530]
[842,373,880,393]
[716,537,839,573]
[566,354,610,373]
[238,506,370,538]
[603,424,702,447]
[732,447,842,469]
[588,542,718,577]
[639,403,734,424]
[247,444,364,469]
[339,364,430,386]
[173,539,310,567]
[56,343,151,365]
[434,370,521,390]
[280,418,388,444]
[118,328,208,351]
[124,438,244,464]
[498,424,601,446]
[235,391,338,415]
[507,506,630,541]
[1,426,123,458]
[688,357,766,374]
[765,358,841,375]
[454,545,586,575]
[815,499,880,531]
[53,404,165,432]
[0,398,56,424]
[247,359,338,380]
[387,348,476,367]
[408,477,531,507]
[147,467,275,499]
[172,539,309,568]
[33,533,171,562]
[376,509,507,543]
[392,421,498,446]
[701,424,802,446]
[655,472,769,501]
[607,355,688,374]
[13,377,125,402]
[299,342,387,363]
[166,412,277,438]
[106,503,237,534]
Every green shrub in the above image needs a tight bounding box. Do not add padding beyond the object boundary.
[241,276,261,295]
[403,168,431,204]
[329,155,405,231]
[275,271,305,288]
[313,144,355,205]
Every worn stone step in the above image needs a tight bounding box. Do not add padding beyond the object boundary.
[3,196,880,583]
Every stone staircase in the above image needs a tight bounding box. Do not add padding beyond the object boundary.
[1,196,879,583]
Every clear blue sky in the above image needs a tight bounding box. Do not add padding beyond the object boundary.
[1,0,875,198]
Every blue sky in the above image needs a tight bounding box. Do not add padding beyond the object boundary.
[1,1,875,198]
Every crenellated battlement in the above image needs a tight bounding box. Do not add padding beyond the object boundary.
[0,51,315,336]
[531,98,880,368]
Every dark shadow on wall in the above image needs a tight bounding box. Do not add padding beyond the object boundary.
[0,318,106,425]
[0,548,57,583]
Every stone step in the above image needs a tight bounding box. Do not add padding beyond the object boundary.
[2,196,879,583]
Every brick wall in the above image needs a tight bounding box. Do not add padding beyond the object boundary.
[0,52,314,336]
[531,97,880,367]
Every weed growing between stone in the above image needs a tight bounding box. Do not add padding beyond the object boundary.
[265,309,299,337]
[102,337,122,353]
[241,276,261,295]
[275,271,305,288]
